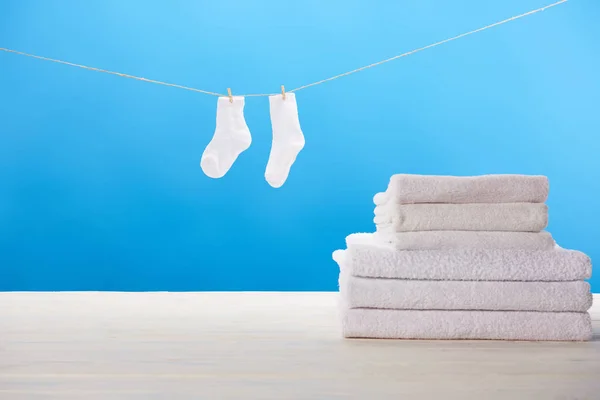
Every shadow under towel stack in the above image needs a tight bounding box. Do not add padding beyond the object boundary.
[333,174,593,341]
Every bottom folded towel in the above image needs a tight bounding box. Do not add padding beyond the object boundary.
[342,309,592,341]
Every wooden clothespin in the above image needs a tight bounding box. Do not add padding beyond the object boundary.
[227,88,233,103]
[281,85,286,100]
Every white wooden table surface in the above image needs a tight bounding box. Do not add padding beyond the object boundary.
[1,292,599,399]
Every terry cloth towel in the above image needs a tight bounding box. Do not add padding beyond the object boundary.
[373,202,548,232]
[334,253,592,312]
[373,174,549,205]
[374,230,555,250]
[338,234,592,281]
[334,251,592,312]
[341,309,592,341]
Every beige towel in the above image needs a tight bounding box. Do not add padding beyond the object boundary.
[341,308,592,341]
[334,251,593,312]
[374,202,548,232]
[374,174,549,204]
[340,233,591,281]
[374,230,555,250]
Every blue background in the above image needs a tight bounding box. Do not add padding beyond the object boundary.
[1,0,598,291]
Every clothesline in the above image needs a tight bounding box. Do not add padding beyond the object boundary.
[0,0,568,98]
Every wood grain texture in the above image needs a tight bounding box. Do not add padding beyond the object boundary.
[1,292,599,399]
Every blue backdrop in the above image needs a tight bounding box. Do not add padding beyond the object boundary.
[1,0,598,291]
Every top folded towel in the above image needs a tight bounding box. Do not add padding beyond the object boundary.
[374,174,549,205]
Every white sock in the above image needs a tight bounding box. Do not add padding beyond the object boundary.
[265,93,305,188]
[201,96,252,179]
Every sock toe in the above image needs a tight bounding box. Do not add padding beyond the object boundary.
[265,171,288,188]
[200,154,223,179]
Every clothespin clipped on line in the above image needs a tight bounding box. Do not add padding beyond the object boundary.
[227,88,233,103]
[281,85,286,100]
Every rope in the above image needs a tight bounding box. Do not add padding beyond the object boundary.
[0,0,568,98]
[0,48,224,96]
[288,0,568,93]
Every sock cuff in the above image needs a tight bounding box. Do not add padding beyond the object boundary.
[218,96,245,107]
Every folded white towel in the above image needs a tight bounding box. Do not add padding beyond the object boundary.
[335,256,592,312]
[341,308,592,341]
[338,234,591,281]
[373,230,555,250]
[373,202,548,232]
[373,174,549,205]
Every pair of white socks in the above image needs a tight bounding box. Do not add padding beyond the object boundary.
[200,93,305,188]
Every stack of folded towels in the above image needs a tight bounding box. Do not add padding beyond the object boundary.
[333,174,593,341]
